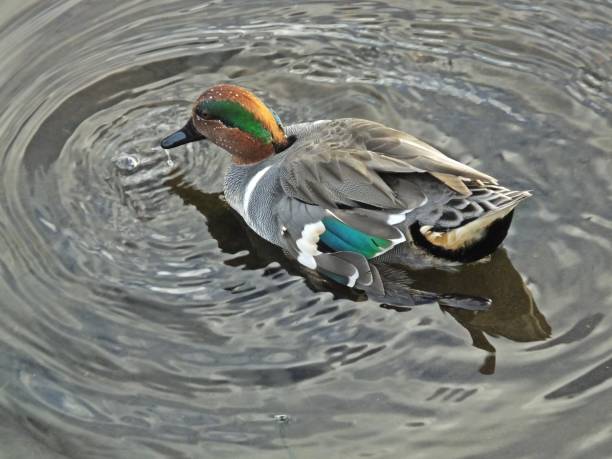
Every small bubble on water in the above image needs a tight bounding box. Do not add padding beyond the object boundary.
[273,414,290,424]
[113,154,140,172]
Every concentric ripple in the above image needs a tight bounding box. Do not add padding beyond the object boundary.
[0,1,611,458]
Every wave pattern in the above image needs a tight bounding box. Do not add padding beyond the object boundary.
[0,1,611,458]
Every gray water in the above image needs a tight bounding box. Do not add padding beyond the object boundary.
[1,1,611,458]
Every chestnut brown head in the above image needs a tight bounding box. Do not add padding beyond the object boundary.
[161,84,287,164]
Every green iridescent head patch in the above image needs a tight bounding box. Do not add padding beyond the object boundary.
[196,99,272,144]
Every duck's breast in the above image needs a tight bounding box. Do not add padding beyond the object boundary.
[224,161,285,245]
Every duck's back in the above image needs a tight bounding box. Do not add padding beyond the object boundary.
[226,118,530,291]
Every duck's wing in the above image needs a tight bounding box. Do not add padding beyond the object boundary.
[274,197,388,294]
[276,118,519,290]
[280,118,497,210]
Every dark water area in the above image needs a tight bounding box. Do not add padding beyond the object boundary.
[0,1,611,458]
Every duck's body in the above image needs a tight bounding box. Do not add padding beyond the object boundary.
[161,84,530,293]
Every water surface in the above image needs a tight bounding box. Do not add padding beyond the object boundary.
[0,1,611,458]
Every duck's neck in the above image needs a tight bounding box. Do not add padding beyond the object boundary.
[231,150,272,165]
[209,126,277,165]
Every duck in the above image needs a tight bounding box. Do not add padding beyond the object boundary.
[160,84,530,294]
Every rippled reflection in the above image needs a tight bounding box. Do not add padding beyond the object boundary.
[0,0,611,458]
[169,175,551,375]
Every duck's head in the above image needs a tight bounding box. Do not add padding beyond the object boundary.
[160,84,288,164]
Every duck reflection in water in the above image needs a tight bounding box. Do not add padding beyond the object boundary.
[166,177,550,374]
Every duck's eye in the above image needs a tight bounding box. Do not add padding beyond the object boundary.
[194,104,211,120]
[196,111,210,120]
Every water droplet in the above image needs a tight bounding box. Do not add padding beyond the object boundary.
[164,150,175,168]
[113,154,140,172]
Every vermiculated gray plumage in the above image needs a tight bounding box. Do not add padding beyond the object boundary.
[222,118,530,294]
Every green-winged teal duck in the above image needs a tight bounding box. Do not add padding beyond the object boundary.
[161,84,530,293]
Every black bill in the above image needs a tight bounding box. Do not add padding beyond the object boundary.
[160,119,206,149]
